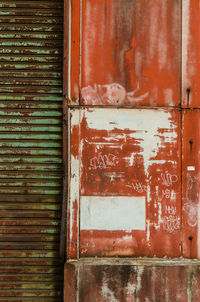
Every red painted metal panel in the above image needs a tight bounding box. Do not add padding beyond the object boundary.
[182,110,200,258]
[182,0,200,108]
[64,264,77,302]
[79,0,181,107]
[69,0,81,105]
[69,108,181,258]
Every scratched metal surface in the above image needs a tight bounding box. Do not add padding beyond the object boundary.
[182,110,200,258]
[69,108,181,258]
[69,0,181,106]
[0,0,63,300]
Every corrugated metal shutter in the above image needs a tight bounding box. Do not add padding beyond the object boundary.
[0,0,63,300]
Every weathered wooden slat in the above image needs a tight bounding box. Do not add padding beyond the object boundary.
[0,212,61,219]
[0,272,62,280]
[0,62,62,69]
[0,125,62,131]
[0,164,62,172]
[0,95,62,101]
[0,171,62,178]
[0,32,63,39]
[0,194,61,203]
[0,242,59,250]
[0,141,62,148]
[0,1,63,9]
[0,16,63,24]
[0,234,59,244]
[0,134,62,140]
[0,266,62,273]
[0,204,61,211]
[0,187,62,195]
[0,148,62,156]
[0,79,62,86]
[0,179,62,187]
[0,24,63,32]
[0,282,62,290]
[0,217,60,224]
[0,117,62,124]
[0,8,63,17]
[0,227,60,235]
[0,87,62,93]
[0,298,61,301]
[0,101,62,109]
[0,70,62,77]
[0,258,60,266]
[0,55,62,63]
[0,290,61,298]
[0,157,62,164]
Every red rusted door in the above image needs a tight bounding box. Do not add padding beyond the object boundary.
[67,0,200,260]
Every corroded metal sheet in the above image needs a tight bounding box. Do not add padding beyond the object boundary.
[182,110,200,258]
[72,0,181,106]
[69,108,181,257]
[182,0,200,107]
[65,259,200,302]
[0,0,64,299]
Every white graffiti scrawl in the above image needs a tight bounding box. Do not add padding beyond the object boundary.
[161,171,178,187]
[163,215,180,233]
[163,205,180,233]
[81,82,149,105]
[89,153,118,170]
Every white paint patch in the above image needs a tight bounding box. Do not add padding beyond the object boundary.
[81,108,177,206]
[136,266,144,291]
[146,219,150,241]
[187,166,195,171]
[101,272,118,302]
[80,196,146,231]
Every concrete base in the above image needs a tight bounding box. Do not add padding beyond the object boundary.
[64,258,200,301]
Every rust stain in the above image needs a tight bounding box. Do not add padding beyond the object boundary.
[76,0,181,107]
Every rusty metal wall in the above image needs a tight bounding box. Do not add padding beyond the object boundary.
[0,0,64,300]
[67,0,182,259]
[65,0,200,300]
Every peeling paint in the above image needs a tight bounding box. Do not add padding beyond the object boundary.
[69,108,181,257]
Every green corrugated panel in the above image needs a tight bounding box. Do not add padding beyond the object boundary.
[0,0,63,300]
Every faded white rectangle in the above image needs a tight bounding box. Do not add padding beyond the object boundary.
[187,166,195,171]
[80,196,146,231]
